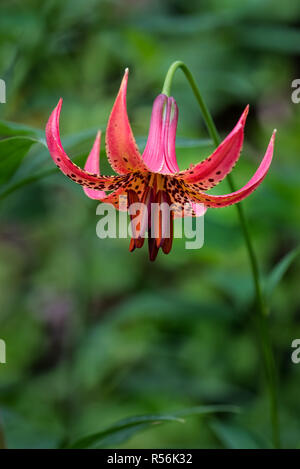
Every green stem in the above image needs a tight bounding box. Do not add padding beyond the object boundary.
[163,61,280,448]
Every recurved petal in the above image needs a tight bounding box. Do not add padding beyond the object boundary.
[100,187,128,207]
[183,131,276,208]
[46,99,125,191]
[172,202,207,218]
[83,131,106,199]
[105,69,148,174]
[164,175,207,218]
[177,106,249,188]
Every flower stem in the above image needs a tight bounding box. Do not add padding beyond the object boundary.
[163,61,280,448]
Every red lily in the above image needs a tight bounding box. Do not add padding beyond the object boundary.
[46,69,275,261]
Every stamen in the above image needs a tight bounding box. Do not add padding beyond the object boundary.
[127,175,174,259]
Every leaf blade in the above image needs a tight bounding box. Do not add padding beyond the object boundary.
[0,136,39,185]
[210,419,270,449]
[265,246,300,298]
[67,405,239,449]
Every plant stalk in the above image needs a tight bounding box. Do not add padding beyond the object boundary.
[162,61,280,448]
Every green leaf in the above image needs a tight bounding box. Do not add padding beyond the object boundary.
[68,405,239,449]
[0,137,39,185]
[265,246,300,298]
[0,121,46,146]
[0,152,90,201]
[67,415,183,449]
[0,121,103,151]
[210,420,270,449]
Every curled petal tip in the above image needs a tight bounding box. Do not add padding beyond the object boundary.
[57,98,63,110]
[105,67,146,174]
[269,130,276,148]
[118,69,129,97]
[46,99,119,193]
[239,104,249,126]
[269,129,277,146]
[122,69,129,87]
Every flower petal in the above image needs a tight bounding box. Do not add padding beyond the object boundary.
[105,69,148,174]
[182,131,276,208]
[164,176,207,218]
[171,201,207,218]
[162,97,180,174]
[142,94,180,174]
[177,106,249,188]
[83,131,107,199]
[46,99,125,191]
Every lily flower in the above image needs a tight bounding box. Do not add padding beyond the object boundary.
[46,69,275,261]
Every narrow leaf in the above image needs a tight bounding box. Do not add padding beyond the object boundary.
[265,246,300,298]
[0,137,38,185]
[67,405,239,449]
[0,120,46,145]
[68,415,183,449]
[210,420,270,449]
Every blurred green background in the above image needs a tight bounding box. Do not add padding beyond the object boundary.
[0,0,300,449]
